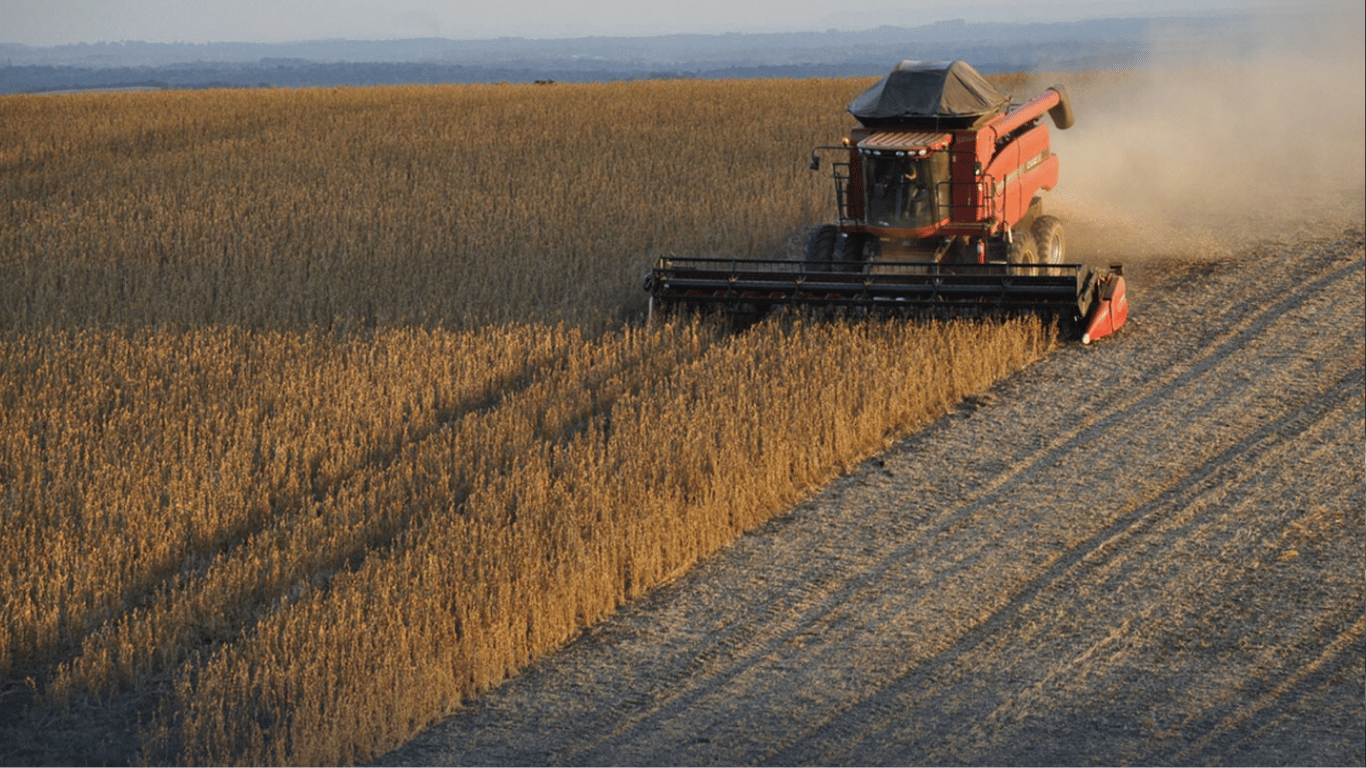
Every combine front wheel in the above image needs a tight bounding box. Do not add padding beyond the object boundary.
[836,232,876,272]
[1008,231,1039,264]
[805,224,837,272]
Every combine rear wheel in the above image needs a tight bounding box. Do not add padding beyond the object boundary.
[1033,216,1065,271]
[805,224,837,272]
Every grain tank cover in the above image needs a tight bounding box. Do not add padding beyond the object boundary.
[848,60,1009,129]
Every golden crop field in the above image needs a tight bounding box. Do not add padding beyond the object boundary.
[0,76,1049,765]
[1,79,862,331]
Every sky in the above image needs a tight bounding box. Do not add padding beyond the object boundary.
[3,0,1271,46]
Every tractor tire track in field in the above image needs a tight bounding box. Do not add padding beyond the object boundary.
[375,226,1365,766]
[797,363,1365,767]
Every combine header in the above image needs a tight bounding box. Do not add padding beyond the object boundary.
[645,60,1128,343]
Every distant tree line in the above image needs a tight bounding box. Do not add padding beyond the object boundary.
[4,57,1095,94]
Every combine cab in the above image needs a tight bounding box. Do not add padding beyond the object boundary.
[645,60,1128,343]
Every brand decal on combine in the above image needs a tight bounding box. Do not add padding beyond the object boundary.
[994,150,1051,196]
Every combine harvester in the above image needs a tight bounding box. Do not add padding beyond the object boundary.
[645,60,1128,343]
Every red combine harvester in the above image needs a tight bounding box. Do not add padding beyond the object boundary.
[645,60,1128,343]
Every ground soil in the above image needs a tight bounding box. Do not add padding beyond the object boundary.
[375,220,1365,766]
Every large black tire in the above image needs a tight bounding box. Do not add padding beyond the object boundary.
[835,232,876,272]
[1032,215,1065,265]
[804,224,837,272]
[1008,231,1039,264]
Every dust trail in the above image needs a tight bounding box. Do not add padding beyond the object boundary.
[1038,2,1365,264]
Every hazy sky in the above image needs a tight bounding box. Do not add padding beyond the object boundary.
[4,0,1274,46]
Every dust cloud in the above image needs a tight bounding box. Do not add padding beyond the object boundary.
[1039,2,1364,264]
